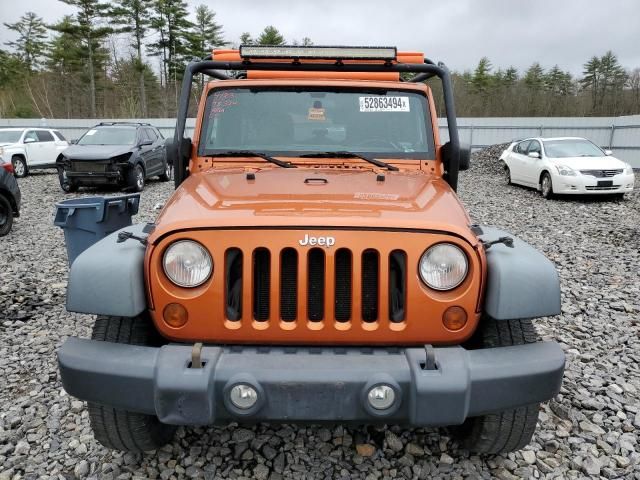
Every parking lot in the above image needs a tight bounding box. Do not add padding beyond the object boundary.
[1,148,639,479]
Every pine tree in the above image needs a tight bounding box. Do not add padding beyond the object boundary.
[110,0,154,116]
[257,26,285,45]
[3,12,48,72]
[58,0,112,117]
[48,15,85,117]
[188,5,225,58]
[471,57,492,94]
[239,32,253,45]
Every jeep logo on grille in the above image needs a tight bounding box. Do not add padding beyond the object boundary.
[299,234,335,248]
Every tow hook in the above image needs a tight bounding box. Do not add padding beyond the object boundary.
[190,342,204,369]
[423,344,437,370]
[481,236,514,250]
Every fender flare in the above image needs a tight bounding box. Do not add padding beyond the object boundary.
[66,224,148,317]
[479,226,560,320]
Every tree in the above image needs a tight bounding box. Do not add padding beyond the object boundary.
[3,12,48,72]
[257,26,285,45]
[110,0,154,115]
[239,32,253,45]
[148,0,193,88]
[48,15,85,117]
[471,57,492,94]
[58,0,112,117]
[188,5,225,58]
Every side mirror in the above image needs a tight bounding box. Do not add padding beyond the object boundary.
[167,137,193,188]
[604,149,613,156]
[70,139,78,145]
[441,141,471,173]
[24,137,36,144]
[528,151,541,159]
[139,139,153,147]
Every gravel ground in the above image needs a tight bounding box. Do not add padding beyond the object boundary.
[1,151,639,480]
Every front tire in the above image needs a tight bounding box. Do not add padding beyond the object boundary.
[58,167,78,193]
[88,315,176,452]
[503,164,512,185]
[12,156,27,178]
[127,163,145,192]
[451,318,541,454]
[0,194,14,236]
[540,172,554,199]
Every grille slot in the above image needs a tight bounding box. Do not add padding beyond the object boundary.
[361,249,379,322]
[253,248,271,321]
[73,162,107,173]
[225,248,243,321]
[585,185,621,191]
[280,248,298,321]
[389,250,407,322]
[334,249,352,322]
[307,248,325,321]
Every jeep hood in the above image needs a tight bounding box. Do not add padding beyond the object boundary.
[150,168,476,244]
[62,144,133,160]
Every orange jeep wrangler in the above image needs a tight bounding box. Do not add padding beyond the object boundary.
[58,46,565,454]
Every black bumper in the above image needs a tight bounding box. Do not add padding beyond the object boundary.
[66,171,122,185]
[58,338,565,426]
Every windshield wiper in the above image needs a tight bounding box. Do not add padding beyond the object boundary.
[207,150,296,168]
[298,151,399,171]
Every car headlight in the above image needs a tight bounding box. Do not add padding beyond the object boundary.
[555,165,576,176]
[419,243,468,291]
[163,240,213,287]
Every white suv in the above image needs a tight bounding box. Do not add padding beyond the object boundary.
[0,128,70,178]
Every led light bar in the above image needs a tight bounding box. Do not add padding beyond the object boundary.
[239,45,397,61]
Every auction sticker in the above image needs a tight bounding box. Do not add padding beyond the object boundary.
[359,96,410,112]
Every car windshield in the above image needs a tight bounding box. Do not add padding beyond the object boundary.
[198,87,434,159]
[78,126,137,146]
[543,139,604,158]
[0,130,23,143]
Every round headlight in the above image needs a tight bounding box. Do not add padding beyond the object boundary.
[419,243,468,291]
[163,240,212,287]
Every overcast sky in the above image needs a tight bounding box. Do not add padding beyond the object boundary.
[1,0,639,75]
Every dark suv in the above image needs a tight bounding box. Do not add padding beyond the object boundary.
[56,122,171,192]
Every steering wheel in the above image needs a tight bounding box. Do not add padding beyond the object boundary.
[354,138,401,150]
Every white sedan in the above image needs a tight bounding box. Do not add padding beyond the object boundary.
[500,137,635,199]
[0,128,69,178]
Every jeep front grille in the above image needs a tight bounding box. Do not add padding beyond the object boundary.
[223,246,407,325]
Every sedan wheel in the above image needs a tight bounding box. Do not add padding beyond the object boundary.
[12,157,27,178]
[541,173,554,199]
[504,165,512,185]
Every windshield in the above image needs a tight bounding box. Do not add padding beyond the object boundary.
[198,87,434,159]
[543,139,604,158]
[0,130,23,143]
[78,127,137,146]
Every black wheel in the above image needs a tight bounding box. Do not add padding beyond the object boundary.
[0,194,14,236]
[88,315,176,452]
[451,318,541,454]
[159,160,172,182]
[127,163,145,192]
[58,167,78,193]
[503,164,512,185]
[12,156,27,178]
[540,172,554,199]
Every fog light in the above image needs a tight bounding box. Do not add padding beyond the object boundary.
[230,384,258,409]
[442,306,467,331]
[163,303,188,328]
[367,385,395,410]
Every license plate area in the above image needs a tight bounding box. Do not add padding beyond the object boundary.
[597,180,613,187]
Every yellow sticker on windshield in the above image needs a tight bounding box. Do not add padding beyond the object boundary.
[308,107,326,121]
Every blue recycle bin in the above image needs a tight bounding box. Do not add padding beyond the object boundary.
[54,194,140,265]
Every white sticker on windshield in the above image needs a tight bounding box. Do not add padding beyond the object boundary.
[359,96,410,112]
[85,129,97,136]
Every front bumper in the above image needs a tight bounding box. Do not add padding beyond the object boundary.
[58,338,565,426]
[552,172,635,194]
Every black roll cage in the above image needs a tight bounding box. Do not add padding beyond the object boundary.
[173,57,460,190]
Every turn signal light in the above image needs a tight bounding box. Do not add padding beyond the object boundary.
[163,303,188,328]
[442,306,467,331]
